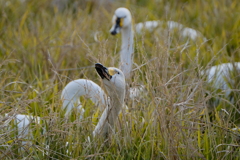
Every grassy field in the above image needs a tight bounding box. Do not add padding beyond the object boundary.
[0,0,239,159]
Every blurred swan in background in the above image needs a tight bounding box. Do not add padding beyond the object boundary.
[202,62,240,97]
[110,8,206,77]
[135,20,207,41]
[1,113,41,150]
[110,7,134,80]
[110,8,145,99]
[109,8,207,99]
[110,7,239,101]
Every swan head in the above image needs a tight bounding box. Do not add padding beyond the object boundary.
[110,7,132,35]
[95,63,125,98]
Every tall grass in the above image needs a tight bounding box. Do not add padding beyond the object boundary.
[0,0,239,159]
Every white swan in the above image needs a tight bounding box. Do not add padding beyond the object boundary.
[110,8,238,101]
[110,7,145,99]
[110,7,134,80]
[2,113,41,150]
[5,63,125,149]
[109,8,205,100]
[3,80,105,148]
[110,8,206,78]
[14,114,40,139]
[135,20,207,41]
[202,62,240,97]
[93,63,125,137]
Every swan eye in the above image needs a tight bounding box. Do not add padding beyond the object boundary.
[117,72,120,74]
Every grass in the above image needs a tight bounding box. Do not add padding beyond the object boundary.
[0,0,239,159]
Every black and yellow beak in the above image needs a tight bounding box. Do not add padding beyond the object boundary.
[95,63,115,81]
[110,17,123,35]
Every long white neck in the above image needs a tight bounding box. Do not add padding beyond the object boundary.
[61,79,107,118]
[120,25,134,80]
[93,87,125,137]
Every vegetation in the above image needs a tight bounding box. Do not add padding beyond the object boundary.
[0,0,239,159]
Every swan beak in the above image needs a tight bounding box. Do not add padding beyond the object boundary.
[95,63,112,81]
[110,17,122,35]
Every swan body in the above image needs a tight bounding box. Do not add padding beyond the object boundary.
[93,63,125,137]
[4,114,40,138]
[2,114,40,148]
[15,114,40,139]
[61,79,107,118]
[135,20,206,41]
[129,84,145,99]
[202,62,240,96]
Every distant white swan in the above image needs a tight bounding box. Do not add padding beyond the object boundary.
[132,12,239,100]
[135,20,207,41]
[2,113,41,149]
[14,114,40,139]
[110,7,144,99]
[202,62,240,97]
[110,7,134,80]
[110,8,239,101]
[109,8,206,99]
[110,8,206,79]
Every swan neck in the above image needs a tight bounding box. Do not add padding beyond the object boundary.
[93,89,125,137]
[121,25,134,51]
[61,79,107,118]
[120,25,134,79]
